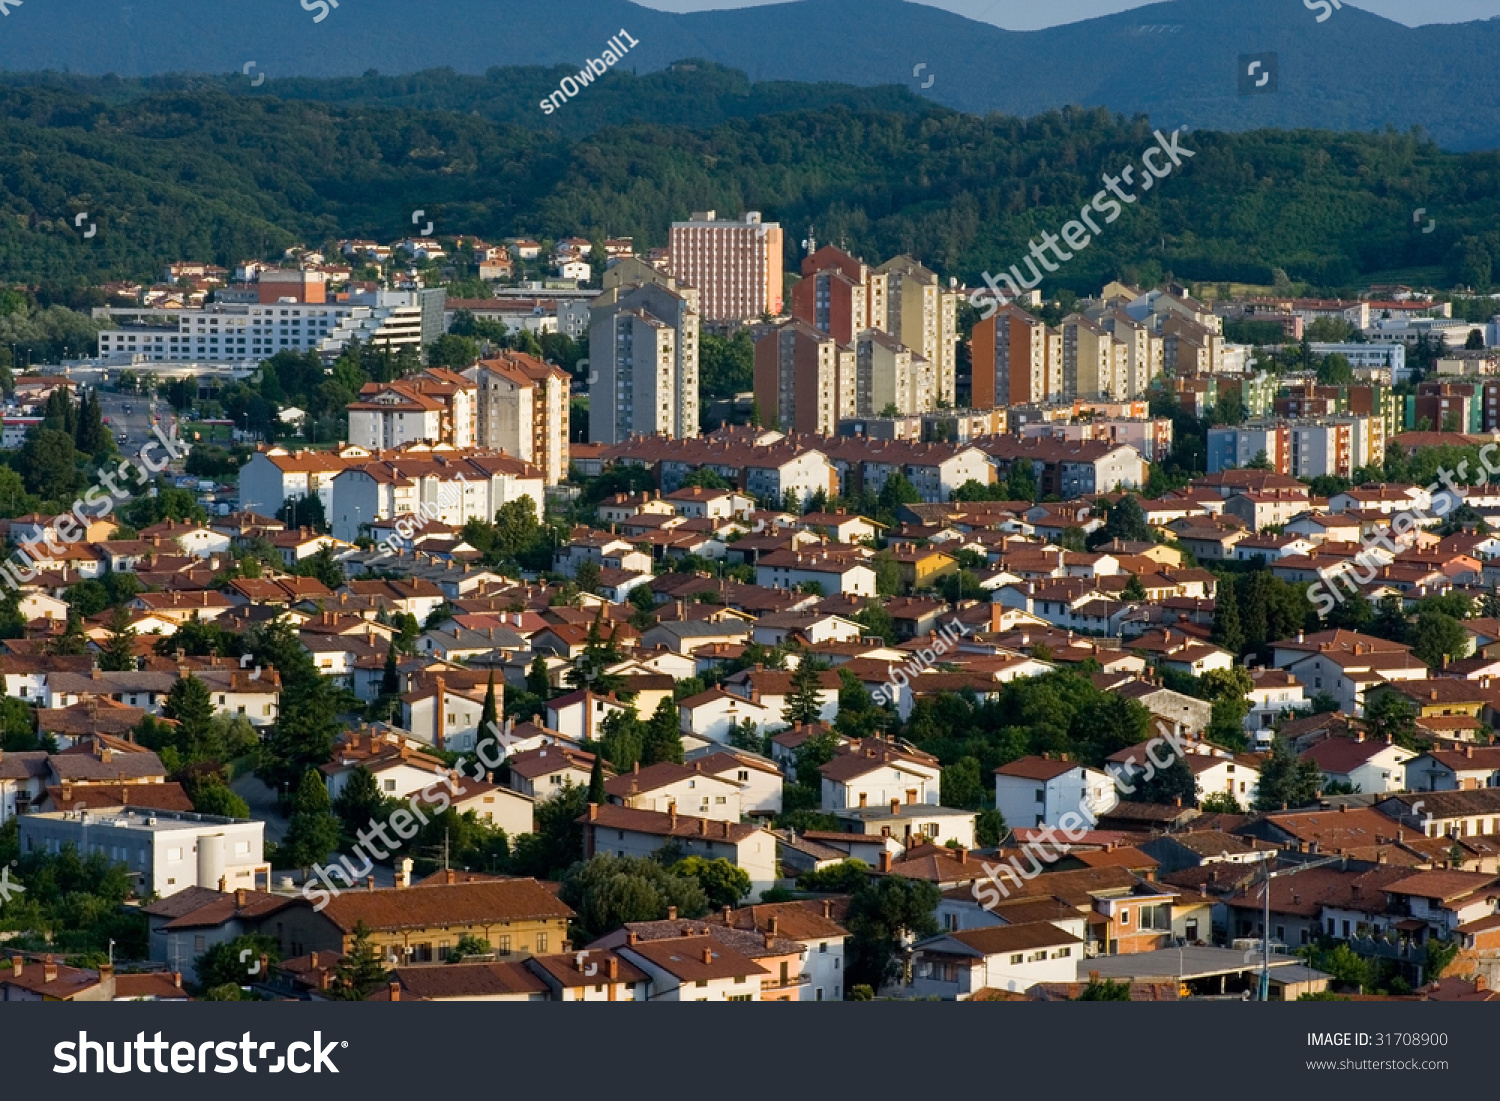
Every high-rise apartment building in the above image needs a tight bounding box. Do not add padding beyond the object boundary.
[345,367,476,451]
[1061,315,1123,401]
[588,278,701,445]
[753,320,854,436]
[470,352,572,485]
[856,331,933,417]
[877,256,960,406]
[668,211,784,321]
[971,305,1057,409]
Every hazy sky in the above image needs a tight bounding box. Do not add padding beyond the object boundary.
[635,0,1500,32]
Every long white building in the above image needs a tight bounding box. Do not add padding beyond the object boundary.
[329,449,546,542]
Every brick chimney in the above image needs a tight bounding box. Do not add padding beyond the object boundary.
[607,957,618,980]
[388,981,401,1002]
[626,932,639,946]
[667,906,678,920]
[879,851,892,873]
[42,955,57,984]
[235,888,247,907]
[701,947,714,965]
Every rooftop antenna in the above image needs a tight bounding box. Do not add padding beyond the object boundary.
[801,227,816,257]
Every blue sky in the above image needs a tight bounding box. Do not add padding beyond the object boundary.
[636,0,1500,32]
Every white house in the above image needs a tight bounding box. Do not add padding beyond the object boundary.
[908,923,1082,999]
[1245,667,1307,745]
[604,761,744,823]
[1301,735,1415,795]
[1406,745,1500,792]
[993,756,1119,830]
[687,748,784,817]
[722,669,840,724]
[237,446,360,519]
[677,687,779,745]
[755,551,876,596]
[819,748,941,812]
[401,681,487,753]
[584,804,777,899]
[619,935,767,1001]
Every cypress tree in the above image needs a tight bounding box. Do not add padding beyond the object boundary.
[587,753,607,805]
[1211,576,1245,655]
[479,670,499,738]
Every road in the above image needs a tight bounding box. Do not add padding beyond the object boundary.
[95,389,167,453]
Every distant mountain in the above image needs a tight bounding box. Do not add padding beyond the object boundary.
[3,0,1500,149]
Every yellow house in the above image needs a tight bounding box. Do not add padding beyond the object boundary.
[1371,679,1486,719]
[273,877,574,965]
[890,547,957,593]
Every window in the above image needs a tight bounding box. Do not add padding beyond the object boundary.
[194,935,206,952]
[1010,953,1023,964]
[1119,909,1130,926]
[384,780,397,792]
[1035,788,1045,803]
[498,935,511,954]
[727,994,752,1001]
[536,933,548,953]
[695,979,708,988]
[819,942,828,953]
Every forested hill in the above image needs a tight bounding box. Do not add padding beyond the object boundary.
[3,0,1500,150]
[5,83,1500,294]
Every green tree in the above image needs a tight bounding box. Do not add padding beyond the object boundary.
[332,921,389,1000]
[1253,738,1325,811]
[939,757,985,810]
[526,652,552,699]
[587,754,607,805]
[782,659,828,726]
[163,674,215,758]
[844,877,941,991]
[672,855,751,908]
[798,859,872,893]
[1412,610,1469,670]
[1211,577,1245,654]
[281,769,341,872]
[509,781,590,880]
[194,934,279,993]
[557,853,709,940]
[641,696,685,766]
[182,769,251,818]
[1004,461,1038,502]
[1105,495,1151,543]
[99,606,138,672]
[1199,791,1243,813]
[1130,754,1198,806]
[1075,977,1132,1000]
[479,671,500,740]
[332,767,390,837]
[1362,690,1422,750]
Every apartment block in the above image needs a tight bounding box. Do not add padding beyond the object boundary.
[790,268,868,346]
[856,331,933,417]
[971,305,1056,409]
[1061,314,1121,401]
[589,278,701,445]
[346,367,476,452]
[470,352,572,485]
[1095,309,1161,398]
[669,210,784,321]
[753,320,854,436]
[878,256,960,406]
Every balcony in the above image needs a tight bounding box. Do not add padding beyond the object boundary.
[761,974,812,994]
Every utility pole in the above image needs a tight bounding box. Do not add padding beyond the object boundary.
[1253,851,1347,1000]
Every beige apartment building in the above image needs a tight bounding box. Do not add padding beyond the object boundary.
[877,256,960,407]
[470,352,571,485]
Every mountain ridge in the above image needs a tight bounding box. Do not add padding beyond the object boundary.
[1,0,1499,148]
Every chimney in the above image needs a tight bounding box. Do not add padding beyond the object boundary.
[879,851,892,873]
[8,953,20,977]
[891,798,901,815]
[367,876,375,890]
[1339,803,1347,814]
[43,956,57,984]
[445,869,456,884]
[388,981,401,1002]
[956,847,968,865]
[235,888,247,907]
[607,957,619,980]
[626,932,639,946]
[669,805,678,829]
[218,876,227,892]
[701,947,714,965]
[396,857,413,889]
[699,817,708,836]
[1477,974,1488,993]
[767,916,778,935]
[667,906,678,921]
[822,899,832,919]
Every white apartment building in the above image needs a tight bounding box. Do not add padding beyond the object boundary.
[19,808,266,898]
[669,210,784,321]
[993,756,1118,830]
[95,288,439,364]
[238,445,367,518]
[330,450,545,543]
